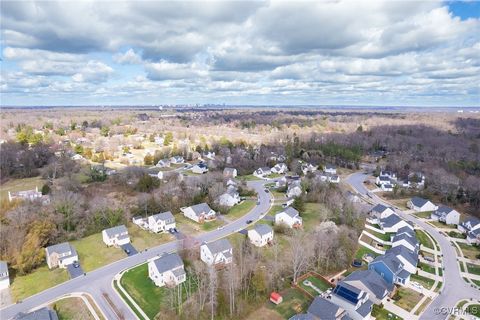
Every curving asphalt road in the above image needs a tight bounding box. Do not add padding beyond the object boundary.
[0,180,273,320]
[346,172,479,320]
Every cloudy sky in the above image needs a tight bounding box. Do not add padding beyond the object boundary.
[1,0,479,107]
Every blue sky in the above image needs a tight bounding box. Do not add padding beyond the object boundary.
[1,1,479,107]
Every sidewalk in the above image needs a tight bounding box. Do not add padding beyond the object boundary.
[383,299,418,320]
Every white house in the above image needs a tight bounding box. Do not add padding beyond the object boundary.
[369,204,395,221]
[200,239,233,266]
[329,175,340,184]
[254,167,271,178]
[458,217,480,234]
[8,187,45,203]
[324,164,337,174]
[248,224,274,247]
[102,225,130,247]
[217,190,241,207]
[148,253,186,288]
[375,176,391,186]
[301,163,317,175]
[381,184,394,192]
[148,211,176,233]
[431,206,460,225]
[170,156,185,164]
[391,233,419,252]
[181,203,216,223]
[379,171,397,181]
[286,180,303,198]
[379,214,413,233]
[156,159,171,168]
[275,207,302,228]
[467,229,480,245]
[149,171,164,180]
[407,197,438,212]
[0,261,9,289]
[271,163,288,174]
[45,242,78,269]
[223,167,237,178]
[202,151,216,160]
[191,162,208,174]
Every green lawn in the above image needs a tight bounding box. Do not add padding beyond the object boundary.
[201,219,225,231]
[52,297,95,320]
[471,280,480,287]
[238,174,261,181]
[0,176,45,202]
[267,288,312,319]
[410,274,435,290]
[119,263,197,319]
[271,191,286,201]
[71,233,125,272]
[418,262,436,274]
[428,221,450,229]
[365,229,392,241]
[466,263,480,275]
[466,304,480,317]
[415,230,434,250]
[434,281,443,292]
[226,200,256,220]
[393,287,423,312]
[298,276,333,297]
[355,245,380,260]
[11,265,69,301]
[448,231,467,239]
[414,297,432,316]
[267,173,283,179]
[128,225,175,251]
[458,243,480,260]
[267,204,283,217]
[372,304,403,320]
[414,211,433,219]
[302,203,325,232]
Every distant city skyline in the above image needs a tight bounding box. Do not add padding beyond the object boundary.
[1,0,479,107]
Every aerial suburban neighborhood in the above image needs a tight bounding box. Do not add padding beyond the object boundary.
[0,1,479,320]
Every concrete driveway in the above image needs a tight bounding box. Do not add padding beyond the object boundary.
[66,263,84,279]
[120,243,138,256]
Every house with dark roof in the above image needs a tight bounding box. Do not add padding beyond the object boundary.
[156,158,171,168]
[13,307,59,320]
[181,203,216,223]
[148,253,186,288]
[458,217,480,234]
[254,167,271,178]
[379,214,413,233]
[388,245,418,273]
[339,270,393,305]
[467,228,480,245]
[407,197,438,212]
[369,204,395,222]
[45,242,78,269]
[431,206,460,225]
[0,260,9,289]
[369,252,410,286]
[217,188,240,207]
[391,232,419,252]
[293,296,347,319]
[248,224,274,247]
[102,225,130,247]
[170,156,185,164]
[275,207,302,229]
[191,162,209,174]
[271,163,288,174]
[148,211,176,233]
[330,282,374,320]
[200,239,233,266]
[324,164,337,175]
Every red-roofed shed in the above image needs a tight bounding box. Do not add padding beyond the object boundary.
[270,292,283,305]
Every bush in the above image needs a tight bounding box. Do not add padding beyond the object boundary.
[273,223,292,235]
[41,184,51,195]
[136,174,160,192]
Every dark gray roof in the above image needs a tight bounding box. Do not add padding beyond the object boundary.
[204,238,232,255]
[307,296,342,319]
[410,197,431,208]
[370,253,403,274]
[151,211,174,223]
[387,246,418,267]
[103,225,128,237]
[13,307,59,320]
[461,217,480,230]
[371,204,391,213]
[325,164,336,169]
[397,269,411,279]
[190,203,213,216]
[253,224,273,236]
[281,207,300,218]
[0,261,7,275]
[356,299,373,317]
[378,176,390,182]
[396,226,415,236]
[380,214,402,228]
[152,253,184,273]
[46,242,76,257]
[342,270,393,299]
[392,233,419,249]
[435,206,456,215]
[289,314,314,320]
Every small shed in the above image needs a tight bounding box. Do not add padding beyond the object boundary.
[270,292,283,305]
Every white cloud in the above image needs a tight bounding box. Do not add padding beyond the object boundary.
[113,49,142,64]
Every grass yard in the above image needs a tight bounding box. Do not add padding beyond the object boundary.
[466,304,480,317]
[298,276,333,297]
[238,174,261,181]
[364,229,392,241]
[71,233,125,272]
[355,245,380,260]
[119,263,197,319]
[201,219,225,231]
[393,287,423,312]
[52,297,95,320]
[466,263,480,276]
[418,262,436,274]
[267,288,312,319]
[410,274,435,290]
[471,279,480,286]
[267,204,283,217]
[414,211,433,219]
[458,243,480,260]
[127,225,174,251]
[415,230,434,250]
[271,191,286,201]
[11,265,69,301]
[302,203,326,232]
[0,176,45,202]
[428,221,451,229]
[245,306,284,320]
[414,297,432,316]
[434,281,443,292]
[226,200,256,220]
[372,304,403,320]
[448,231,467,239]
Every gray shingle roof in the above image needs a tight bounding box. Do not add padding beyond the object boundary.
[151,211,174,223]
[46,242,76,257]
[282,207,299,218]
[152,253,184,274]
[380,214,402,228]
[204,238,232,255]
[371,253,403,274]
[13,307,59,320]
[434,206,455,216]
[0,261,7,275]
[307,297,342,318]
[392,233,418,248]
[410,197,431,208]
[371,204,391,214]
[253,224,273,236]
[190,203,213,216]
[343,270,393,299]
[387,246,418,267]
[103,225,128,238]
[356,299,373,317]
[461,217,480,230]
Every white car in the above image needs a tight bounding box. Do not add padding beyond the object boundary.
[411,282,424,290]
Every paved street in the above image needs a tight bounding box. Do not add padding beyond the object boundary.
[0,180,272,320]
[346,172,480,320]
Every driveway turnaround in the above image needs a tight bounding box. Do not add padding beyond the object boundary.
[0,180,273,320]
[120,243,138,256]
[66,264,84,279]
[346,171,480,320]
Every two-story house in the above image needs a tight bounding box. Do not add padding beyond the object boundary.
[45,242,78,269]
[181,203,216,223]
[148,211,176,233]
[102,225,130,247]
[431,206,460,225]
[248,224,274,247]
[148,253,186,288]
[200,239,233,266]
[275,207,302,229]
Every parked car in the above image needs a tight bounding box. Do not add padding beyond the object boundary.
[73,261,80,268]
[246,220,253,224]
[124,248,131,254]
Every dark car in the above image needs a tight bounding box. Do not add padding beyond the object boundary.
[174,228,178,233]
[73,261,80,268]
[246,220,253,224]
[124,248,131,254]
[264,189,269,193]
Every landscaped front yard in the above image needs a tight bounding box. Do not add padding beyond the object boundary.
[393,287,423,312]
[415,230,434,249]
[226,200,256,220]
[413,211,432,219]
[127,225,175,251]
[466,263,480,276]
[119,263,197,319]
[372,304,403,320]
[11,265,69,301]
[418,262,436,274]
